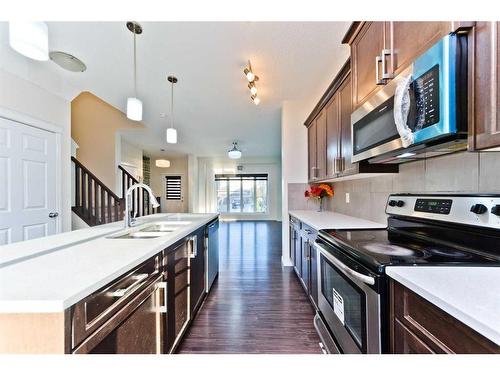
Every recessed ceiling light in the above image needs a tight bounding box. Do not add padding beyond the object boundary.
[49,51,86,72]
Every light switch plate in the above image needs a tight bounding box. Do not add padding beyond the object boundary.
[345,193,350,203]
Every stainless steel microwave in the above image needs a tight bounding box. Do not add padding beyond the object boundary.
[351,33,468,164]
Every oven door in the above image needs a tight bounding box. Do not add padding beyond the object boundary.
[315,240,381,354]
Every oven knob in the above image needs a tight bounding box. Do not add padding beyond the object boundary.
[491,205,500,216]
[388,200,397,207]
[470,204,488,215]
[396,200,405,207]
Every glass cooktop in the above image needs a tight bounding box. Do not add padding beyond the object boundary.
[318,228,500,274]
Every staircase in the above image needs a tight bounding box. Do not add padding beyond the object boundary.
[72,157,161,226]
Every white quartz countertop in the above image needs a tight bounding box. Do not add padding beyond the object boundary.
[289,210,386,230]
[386,266,500,346]
[0,213,218,313]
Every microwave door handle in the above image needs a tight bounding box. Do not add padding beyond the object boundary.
[315,242,375,286]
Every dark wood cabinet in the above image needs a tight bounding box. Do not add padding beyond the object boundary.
[305,61,398,181]
[300,235,309,292]
[325,90,341,178]
[289,216,318,310]
[470,21,500,150]
[189,230,206,316]
[343,21,462,110]
[308,121,317,181]
[308,110,327,182]
[390,280,500,354]
[166,239,190,352]
[347,22,387,109]
[385,22,451,78]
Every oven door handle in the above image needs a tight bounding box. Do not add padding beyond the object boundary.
[315,242,375,286]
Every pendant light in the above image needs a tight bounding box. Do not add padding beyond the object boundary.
[228,142,242,159]
[166,75,178,144]
[126,22,143,122]
[8,22,49,61]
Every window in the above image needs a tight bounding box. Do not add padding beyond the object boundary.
[165,175,182,200]
[215,174,268,213]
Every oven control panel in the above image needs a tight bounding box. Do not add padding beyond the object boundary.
[386,194,500,229]
[414,198,452,214]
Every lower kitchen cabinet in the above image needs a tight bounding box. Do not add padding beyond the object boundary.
[166,238,191,352]
[190,228,206,316]
[289,216,319,310]
[389,280,500,354]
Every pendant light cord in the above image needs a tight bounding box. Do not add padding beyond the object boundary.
[170,79,174,129]
[133,31,137,98]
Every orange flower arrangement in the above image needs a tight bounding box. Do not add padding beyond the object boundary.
[304,184,334,199]
[304,184,334,211]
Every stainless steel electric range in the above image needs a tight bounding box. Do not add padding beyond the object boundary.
[313,194,500,354]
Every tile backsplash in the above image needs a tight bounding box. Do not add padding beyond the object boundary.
[322,151,500,224]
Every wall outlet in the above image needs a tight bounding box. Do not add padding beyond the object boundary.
[345,192,350,203]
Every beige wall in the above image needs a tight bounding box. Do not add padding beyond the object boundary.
[71,92,144,193]
[150,155,189,213]
[322,151,500,224]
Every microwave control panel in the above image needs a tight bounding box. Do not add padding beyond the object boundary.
[412,64,440,129]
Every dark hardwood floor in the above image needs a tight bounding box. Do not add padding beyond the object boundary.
[177,221,322,354]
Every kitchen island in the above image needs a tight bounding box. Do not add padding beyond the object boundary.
[0,213,218,354]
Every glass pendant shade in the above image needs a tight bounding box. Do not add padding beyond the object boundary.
[166,127,177,144]
[228,143,242,159]
[155,159,171,168]
[9,22,49,61]
[126,97,143,121]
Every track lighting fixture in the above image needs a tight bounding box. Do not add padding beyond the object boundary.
[243,60,261,105]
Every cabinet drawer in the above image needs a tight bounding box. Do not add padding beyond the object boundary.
[392,281,499,354]
[393,319,435,354]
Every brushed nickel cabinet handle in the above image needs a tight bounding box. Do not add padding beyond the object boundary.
[375,55,384,85]
[381,49,394,80]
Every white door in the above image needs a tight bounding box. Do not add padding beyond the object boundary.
[0,118,58,244]
[163,174,187,213]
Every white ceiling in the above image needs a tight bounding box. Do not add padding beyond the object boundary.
[0,22,350,158]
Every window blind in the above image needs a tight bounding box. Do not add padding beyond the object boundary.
[165,175,182,200]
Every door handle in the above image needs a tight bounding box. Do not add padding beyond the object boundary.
[188,235,198,258]
[157,281,167,314]
[48,212,59,218]
[381,49,393,80]
[375,55,384,85]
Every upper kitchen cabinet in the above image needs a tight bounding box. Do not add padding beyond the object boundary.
[308,109,327,181]
[343,21,469,110]
[343,22,387,109]
[305,60,397,182]
[470,22,500,150]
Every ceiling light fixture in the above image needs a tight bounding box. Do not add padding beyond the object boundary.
[49,51,86,72]
[166,75,178,144]
[228,142,242,159]
[126,21,143,122]
[8,21,49,61]
[155,159,171,168]
[248,82,257,96]
[243,60,261,105]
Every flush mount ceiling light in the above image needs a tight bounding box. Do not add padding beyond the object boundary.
[126,21,143,122]
[8,22,49,61]
[155,159,171,168]
[228,142,242,159]
[49,51,86,72]
[243,60,261,105]
[166,75,178,144]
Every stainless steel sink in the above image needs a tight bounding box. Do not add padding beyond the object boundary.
[110,231,168,239]
[140,224,177,232]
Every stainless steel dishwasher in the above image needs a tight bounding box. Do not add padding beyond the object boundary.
[205,219,219,292]
[71,254,167,354]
